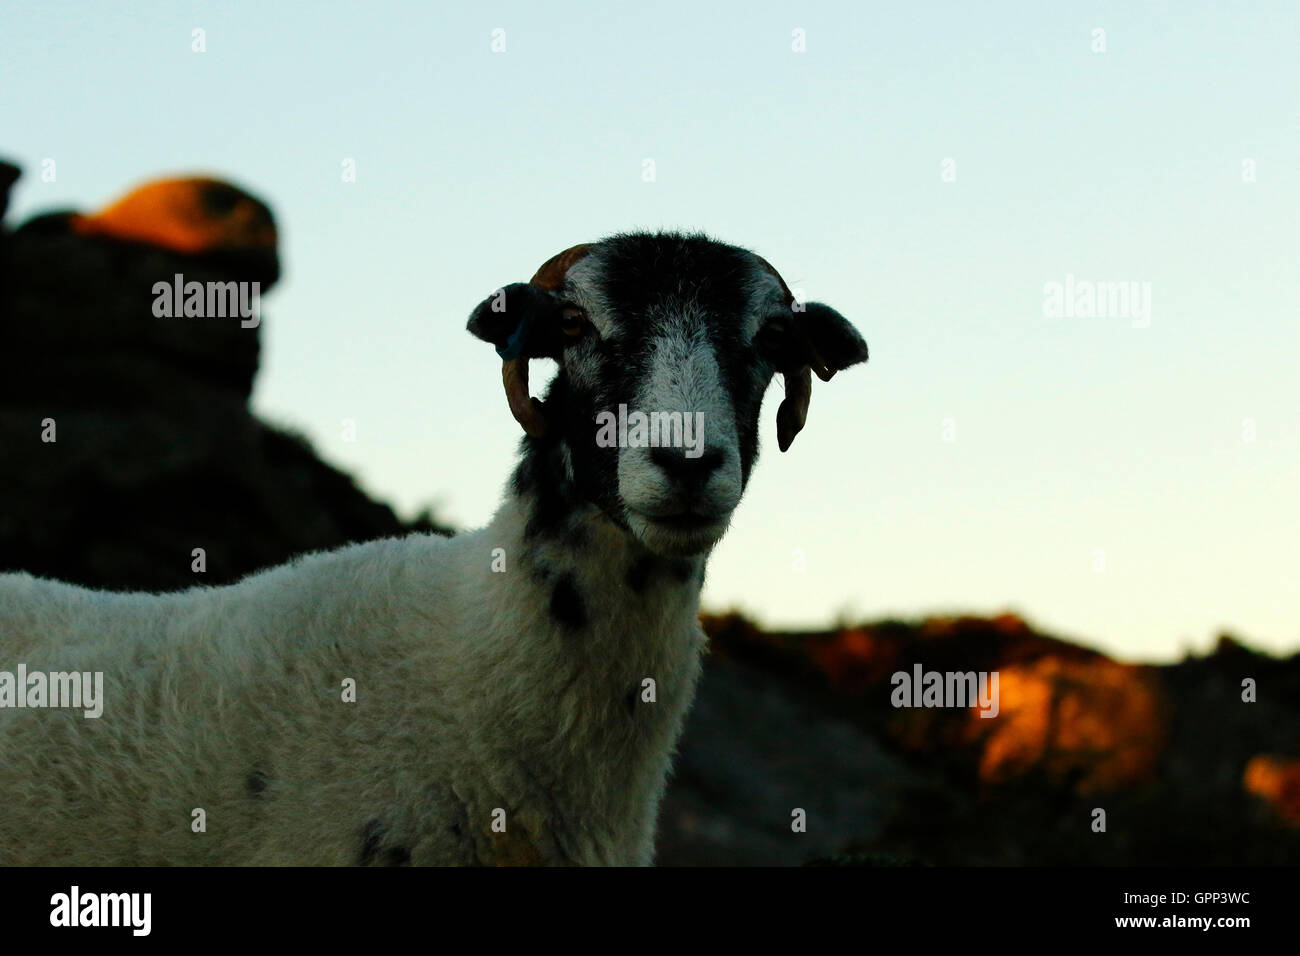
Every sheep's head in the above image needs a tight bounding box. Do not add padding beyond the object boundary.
[468,232,867,557]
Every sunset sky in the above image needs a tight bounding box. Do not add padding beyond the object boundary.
[4,1,1297,660]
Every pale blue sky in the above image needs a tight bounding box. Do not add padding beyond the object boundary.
[3,1,1297,660]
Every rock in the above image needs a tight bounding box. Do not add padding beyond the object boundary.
[0,162,448,592]
[669,611,1300,865]
[1244,756,1300,825]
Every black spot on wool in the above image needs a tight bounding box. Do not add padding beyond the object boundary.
[514,432,580,542]
[549,573,587,630]
[246,770,268,796]
[384,845,412,866]
[626,555,655,593]
[358,819,411,866]
[667,558,694,583]
[359,819,383,865]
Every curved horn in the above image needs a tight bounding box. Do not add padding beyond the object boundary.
[754,255,795,306]
[530,243,594,290]
[776,366,812,452]
[502,357,547,438]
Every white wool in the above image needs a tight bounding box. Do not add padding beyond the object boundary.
[0,496,704,865]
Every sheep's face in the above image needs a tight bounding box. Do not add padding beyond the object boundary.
[468,233,868,557]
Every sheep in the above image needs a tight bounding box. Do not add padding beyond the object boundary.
[0,231,868,866]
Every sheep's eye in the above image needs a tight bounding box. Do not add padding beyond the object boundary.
[560,305,588,338]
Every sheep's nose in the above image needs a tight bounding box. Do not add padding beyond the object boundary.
[650,446,725,494]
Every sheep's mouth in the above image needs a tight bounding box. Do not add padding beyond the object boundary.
[644,512,718,532]
[626,508,730,555]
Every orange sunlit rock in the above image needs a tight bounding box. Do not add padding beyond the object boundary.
[1243,755,1300,826]
[701,611,1176,796]
[989,612,1031,636]
[970,657,1166,794]
[806,627,900,693]
[70,177,277,254]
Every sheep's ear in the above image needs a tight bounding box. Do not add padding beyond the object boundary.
[467,283,565,360]
[469,243,596,439]
[763,302,868,452]
[794,302,869,377]
[467,283,566,438]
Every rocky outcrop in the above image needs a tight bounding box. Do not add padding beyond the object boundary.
[0,164,448,591]
[652,613,1300,865]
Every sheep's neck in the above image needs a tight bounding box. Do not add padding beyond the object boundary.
[503,432,709,614]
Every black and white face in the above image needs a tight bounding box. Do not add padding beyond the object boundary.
[468,232,868,558]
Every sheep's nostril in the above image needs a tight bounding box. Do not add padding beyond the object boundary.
[650,446,724,490]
